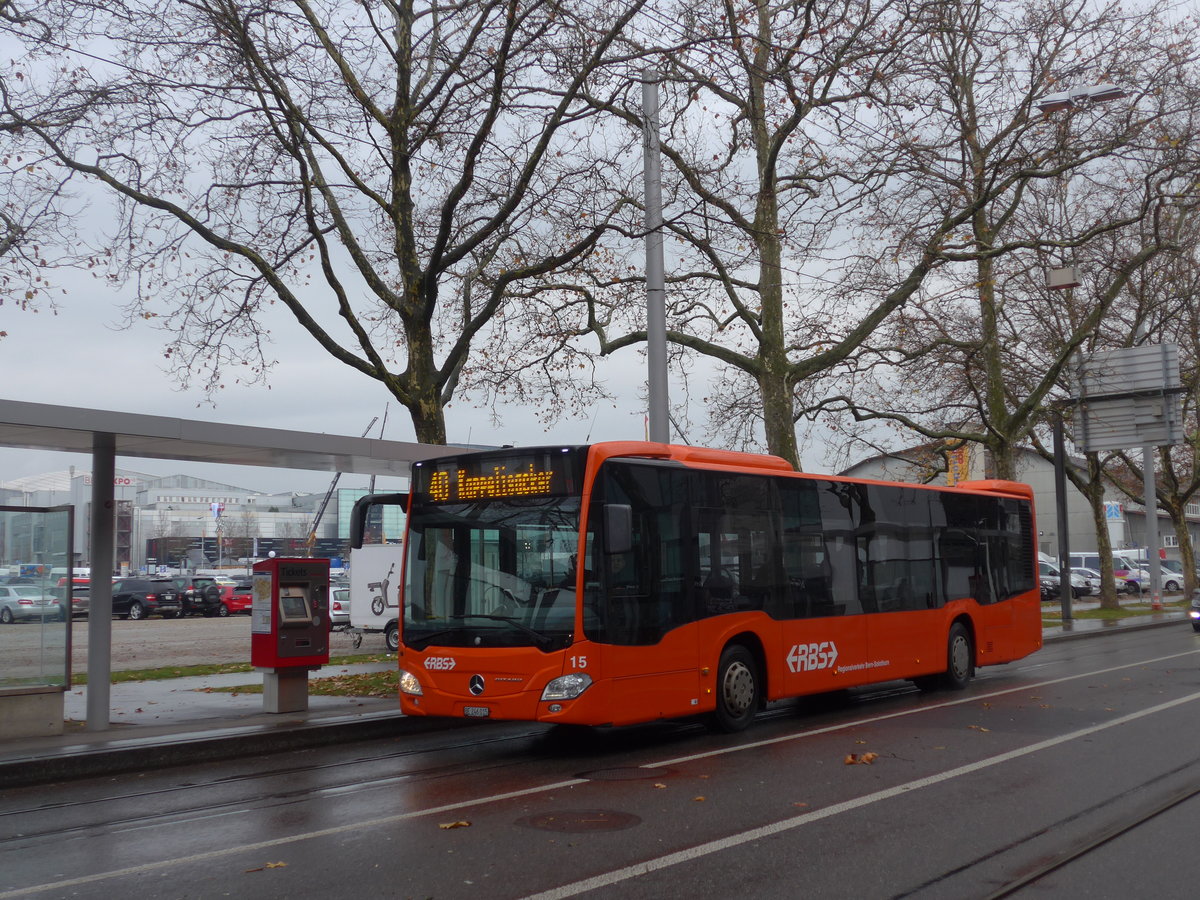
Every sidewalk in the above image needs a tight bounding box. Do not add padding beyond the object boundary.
[0,662,424,788]
[1,611,1192,788]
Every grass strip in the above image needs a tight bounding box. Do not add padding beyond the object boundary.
[71,652,392,686]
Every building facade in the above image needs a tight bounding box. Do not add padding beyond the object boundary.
[0,469,397,574]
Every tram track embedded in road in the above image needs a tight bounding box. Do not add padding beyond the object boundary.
[0,725,551,845]
[888,756,1200,900]
[981,774,1200,900]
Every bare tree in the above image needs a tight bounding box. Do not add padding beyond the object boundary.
[583,0,931,467]
[2,0,648,442]
[810,0,1200,482]
[1099,242,1200,597]
[576,0,1192,471]
[0,0,110,319]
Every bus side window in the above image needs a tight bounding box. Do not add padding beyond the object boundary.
[779,479,852,619]
[692,473,780,618]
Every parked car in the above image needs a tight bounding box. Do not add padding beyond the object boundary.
[1039,577,1060,603]
[56,577,91,618]
[224,580,254,615]
[51,583,90,618]
[330,586,350,627]
[109,577,183,620]
[202,578,255,617]
[1038,561,1089,598]
[1070,567,1102,597]
[168,575,220,616]
[1154,561,1184,593]
[1190,590,1200,632]
[0,585,64,623]
[1067,567,1097,596]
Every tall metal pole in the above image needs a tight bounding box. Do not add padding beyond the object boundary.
[642,69,669,444]
[1143,444,1162,609]
[87,433,115,731]
[1053,410,1072,621]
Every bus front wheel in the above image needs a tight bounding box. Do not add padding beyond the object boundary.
[943,623,973,689]
[710,644,760,733]
[914,622,974,692]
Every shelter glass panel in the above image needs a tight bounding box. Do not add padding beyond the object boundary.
[0,505,73,692]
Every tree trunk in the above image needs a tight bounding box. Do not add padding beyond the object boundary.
[398,311,448,445]
[759,365,800,470]
[1165,499,1197,597]
[1083,455,1123,610]
[975,212,1016,481]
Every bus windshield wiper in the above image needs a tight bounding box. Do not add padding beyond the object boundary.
[450,614,554,650]
[405,626,468,649]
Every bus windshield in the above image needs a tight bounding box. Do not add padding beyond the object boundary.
[403,497,583,652]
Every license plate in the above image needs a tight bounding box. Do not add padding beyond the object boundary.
[463,706,491,718]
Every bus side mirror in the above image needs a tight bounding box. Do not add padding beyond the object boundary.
[349,493,409,549]
[604,504,632,555]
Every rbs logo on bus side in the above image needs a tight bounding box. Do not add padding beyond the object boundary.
[786,641,838,673]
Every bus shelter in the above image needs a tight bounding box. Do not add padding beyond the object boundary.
[0,398,454,737]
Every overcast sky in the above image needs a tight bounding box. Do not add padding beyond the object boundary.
[0,263,709,494]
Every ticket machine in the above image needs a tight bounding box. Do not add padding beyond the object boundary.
[251,556,330,712]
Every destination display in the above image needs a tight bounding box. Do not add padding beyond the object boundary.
[414,449,584,504]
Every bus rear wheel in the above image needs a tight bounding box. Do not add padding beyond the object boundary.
[710,644,760,733]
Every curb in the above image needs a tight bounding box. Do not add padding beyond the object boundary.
[0,712,472,790]
[1042,613,1190,643]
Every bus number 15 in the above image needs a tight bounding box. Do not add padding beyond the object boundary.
[569,655,588,669]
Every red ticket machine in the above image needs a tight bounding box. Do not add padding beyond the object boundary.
[251,556,330,712]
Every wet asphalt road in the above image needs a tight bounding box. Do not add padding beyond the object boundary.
[4,625,1200,899]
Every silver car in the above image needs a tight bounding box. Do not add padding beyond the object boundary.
[0,585,64,623]
[1070,567,1100,597]
[330,587,351,627]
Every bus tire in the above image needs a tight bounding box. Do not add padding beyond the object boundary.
[943,622,973,689]
[384,622,399,652]
[710,644,760,733]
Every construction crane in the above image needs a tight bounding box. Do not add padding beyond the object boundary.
[305,416,379,556]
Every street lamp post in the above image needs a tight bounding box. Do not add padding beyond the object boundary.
[1039,83,1127,291]
[1038,82,1128,618]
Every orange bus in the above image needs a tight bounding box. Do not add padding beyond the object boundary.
[361,442,1041,732]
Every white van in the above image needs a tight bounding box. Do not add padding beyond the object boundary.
[1068,552,1143,593]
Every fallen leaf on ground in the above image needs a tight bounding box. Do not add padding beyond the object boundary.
[843,752,879,765]
[439,820,471,830]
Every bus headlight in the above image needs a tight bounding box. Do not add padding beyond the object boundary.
[398,669,423,696]
[541,672,593,701]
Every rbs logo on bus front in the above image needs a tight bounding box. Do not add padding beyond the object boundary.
[786,641,838,673]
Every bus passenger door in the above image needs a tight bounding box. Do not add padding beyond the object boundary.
[600,546,700,724]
